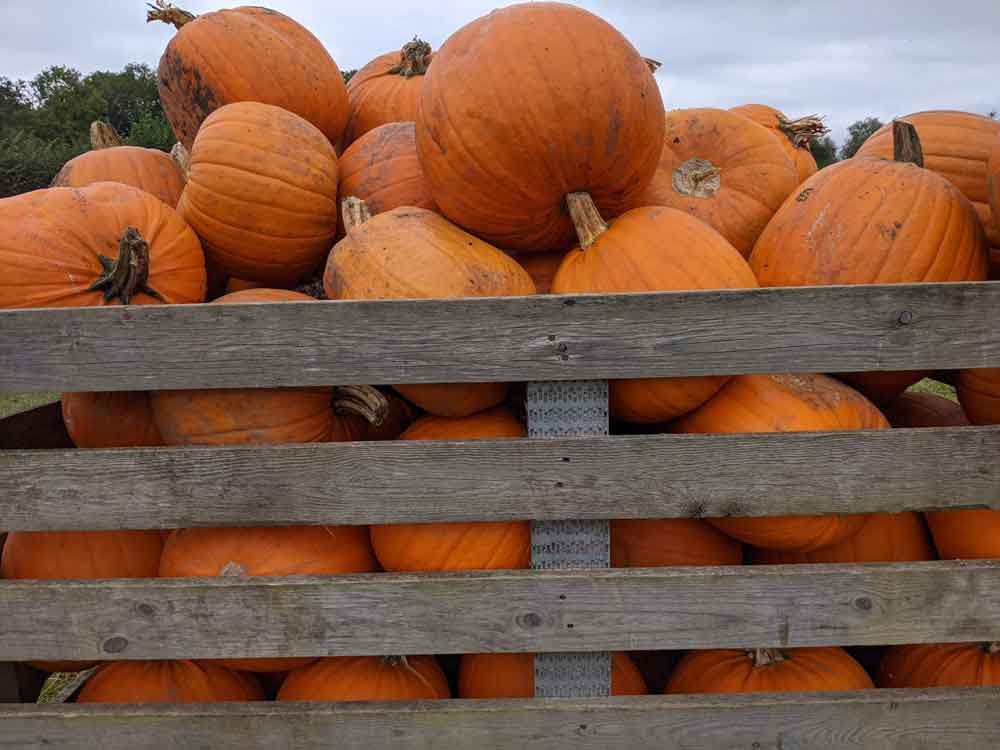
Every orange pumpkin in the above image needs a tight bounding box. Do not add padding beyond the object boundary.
[224,277,263,294]
[612,518,743,567]
[925,509,1000,560]
[278,655,449,701]
[176,102,339,287]
[325,199,534,417]
[2,530,164,672]
[666,647,874,694]
[672,374,885,551]
[730,104,825,183]
[639,108,799,257]
[458,652,646,698]
[361,391,417,441]
[552,193,758,423]
[417,3,664,252]
[0,182,205,309]
[878,642,1000,687]
[61,392,164,448]
[149,3,348,150]
[989,248,999,280]
[957,367,1000,425]
[77,660,264,703]
[512,251,566,295]
[344,39,433,145]
[370,408,530,571]
[750,513,934,564]
[884,390,970,428]
[159,525,377,672]
[856,110,1000,246]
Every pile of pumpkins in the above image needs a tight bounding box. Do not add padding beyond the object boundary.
[1,1,999,703]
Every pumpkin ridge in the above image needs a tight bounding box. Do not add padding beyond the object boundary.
[179,197,336,244]
[190,159,338,210]
[194,129,337,182]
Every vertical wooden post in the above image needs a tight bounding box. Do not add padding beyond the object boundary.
[527,380,611,697]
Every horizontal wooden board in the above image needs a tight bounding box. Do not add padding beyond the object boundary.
[1,283,998,392]
[1,426,997,531]
[0,562,997,661]
[1,689,999,749]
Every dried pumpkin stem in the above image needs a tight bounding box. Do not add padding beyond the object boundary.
[388,37,432,77]
[749,648,786,667]
[778,114,829,149]
[89,227,166,304]
[341,196,372,233]
[146,0,196,29]
[170,142,190,180]
[643,57,662,74]
[892,120,924,167]
[986,642,1000,655]
[90,121,124,150]
[565,192,608,250]
[673,157,721,199]
[334,385,389,426]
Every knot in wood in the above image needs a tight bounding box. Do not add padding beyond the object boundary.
[102,636,129,654]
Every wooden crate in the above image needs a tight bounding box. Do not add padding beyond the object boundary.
[0,282,998,749]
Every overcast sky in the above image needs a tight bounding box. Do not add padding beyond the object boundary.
[4,0,999,142]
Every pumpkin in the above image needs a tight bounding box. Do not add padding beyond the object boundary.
[878,643,1000,687]
[361,390,417,441]
[224,277,264,294]
[666,647,874,694]
[278,655,449,701]
[884,390,970,428]
[672,374,885,550]
[730,104,826,183]
[989,248,1000,280]
[344,39,433,146]
[512,251,566,295]
[957,367,1000,425]
[924,509,1000,560]
[416,2,664,252]
[1,530,164,672]
[751,121,989,403]
[77,660,263,703]
[612,518,743,567]
[176,102,339,287]
[148,2,348,151]
[458,652,646,698]
[0,182,205,309]
[639,108,799,257]
[750,513,934,564]
[61,392,163,448]
[52,122,185,206]
[159,525,376,672]
[990,136,1000,228]
[552,192,758,423]
[856,110,1000,246]
[370,408,530,571]
[325,199,534,417]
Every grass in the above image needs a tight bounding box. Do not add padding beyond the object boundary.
[0,392,59,419]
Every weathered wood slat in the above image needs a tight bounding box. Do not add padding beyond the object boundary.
[1,283,998,392]
[0,562,997,662]
[1,427,997,531]
[1,689,998,749]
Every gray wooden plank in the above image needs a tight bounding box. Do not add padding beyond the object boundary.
[1,426,997,531]
[1,283,998,392]
[1,689,998,749]
[0,561,997,661]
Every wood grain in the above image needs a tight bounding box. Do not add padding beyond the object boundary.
[1,426,997,531]
[1,689,998,749]
[1,283,998,392]
[0,562,997,662]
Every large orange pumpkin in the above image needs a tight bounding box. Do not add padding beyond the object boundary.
[458,652,646,698]
[552,193,758,423]
[956,368,1000,425]
[370,408,530,571]
[878,642,1000,687]
[612,518,743,567]
[148,2,348,150]
[77,660,263,703]
[730,104,825,183]
[176,102,339,286]
[159,525,376,672]
[924,509,1000,560]
[512,251,566,295]
[416,2,663,252]
[856,110,1000,246]
[0,182,206,309]
[666,647,874,694]
[750,513,934,565]
[884,390,970,428]
[61,392,164,448]
[325,200,534,417]
[278,655,449,701]
[344,39,433,146]
[672,374,885,551]
[639,108,799,257]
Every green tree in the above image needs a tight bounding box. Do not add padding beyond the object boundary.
[810,135,838,169]
[839,117,883,160]
[342,69,357,83]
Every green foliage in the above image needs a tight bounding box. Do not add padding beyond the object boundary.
[342,69,357,83]
[810,135,838,169]
[0,130,86,198]
[839,117,884,160]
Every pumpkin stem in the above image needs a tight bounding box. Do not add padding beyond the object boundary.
[673,157,721,199]
[88,227,166,305]
[294,275,327,300]
[778,114,829,149]
[388,37,432,78]
[749,648,786,667]
[892,120,924,167]
[985,642,1000,655]
[146,0,195,29]
[341,197,372,233]
[219,561,248,576]
[643,57,662,74]
[565,192,608,250]
[333,385,389,427]
[170,142,190,180]
[90,121,123,150]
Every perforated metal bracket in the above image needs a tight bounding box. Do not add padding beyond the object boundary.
[527,380,612,698]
